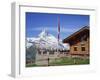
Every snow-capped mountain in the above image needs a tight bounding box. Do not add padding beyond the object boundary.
[26,29,70,50]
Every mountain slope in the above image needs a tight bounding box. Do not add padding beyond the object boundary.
[26,29,70,50]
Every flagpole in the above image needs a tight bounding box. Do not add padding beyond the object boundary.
[57,16,60,57]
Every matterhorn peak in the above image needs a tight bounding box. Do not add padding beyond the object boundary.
[38,28,48,39]
[26,28,70,50]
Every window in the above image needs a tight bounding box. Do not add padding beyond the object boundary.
[81,47,85,51]
[43,51,47,54]
[74,47,78,51]
[49,51,54,54]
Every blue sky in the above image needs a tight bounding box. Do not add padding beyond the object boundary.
[26,12,89,40]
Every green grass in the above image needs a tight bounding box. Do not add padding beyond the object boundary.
[26,63,48,67]
[26,57,89,67]
[26,64,37,67]
[49,57,89,66]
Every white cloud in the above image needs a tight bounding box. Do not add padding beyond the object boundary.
[61,27,79,33]
[28,26,80,33]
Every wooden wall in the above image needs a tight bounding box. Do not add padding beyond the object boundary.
[70,38,89,56]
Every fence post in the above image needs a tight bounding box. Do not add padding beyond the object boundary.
[48,58,49,66]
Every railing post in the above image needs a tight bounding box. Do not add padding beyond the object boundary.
[48,57,49,66]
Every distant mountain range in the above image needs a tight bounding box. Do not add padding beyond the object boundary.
[26,29,70,50]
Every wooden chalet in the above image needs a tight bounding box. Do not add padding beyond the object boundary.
[63,26,89,56]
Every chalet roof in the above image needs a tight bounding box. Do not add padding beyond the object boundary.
[63,26,89,43]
